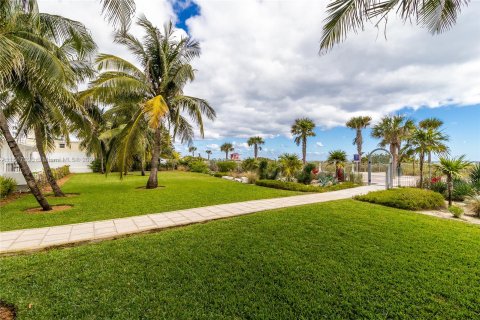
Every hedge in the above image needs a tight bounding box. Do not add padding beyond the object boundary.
[354,188,445,211]
[255,180,357,193]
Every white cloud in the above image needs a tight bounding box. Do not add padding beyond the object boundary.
[316,142,324,147]
[205,143,219,150]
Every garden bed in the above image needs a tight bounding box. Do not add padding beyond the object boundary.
[354,188,445,210]
[255,179,357,192]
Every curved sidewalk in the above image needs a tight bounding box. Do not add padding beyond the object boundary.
[0,185,383,254]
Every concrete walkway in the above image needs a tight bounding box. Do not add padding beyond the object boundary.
[0,185,383,254]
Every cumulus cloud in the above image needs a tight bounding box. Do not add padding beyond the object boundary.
[38,0,480,141]
[316,142,324,147]
[205,143,219,150]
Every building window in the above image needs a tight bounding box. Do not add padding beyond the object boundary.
[59,143,65,148]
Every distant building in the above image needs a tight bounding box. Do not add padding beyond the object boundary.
[230,153,240,160]
[0,128,92,185]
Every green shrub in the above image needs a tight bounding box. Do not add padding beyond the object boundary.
[466,194,480,217]
[255,179,356,193]
[347,172,363,185]
[213,172,229,178]
[188,160,209,173]
[258,159,269,179]
[430,181,447,195]
[354,188,445,211]
[216,161,237,172]
[241,158,259,172]
[448,205,464,218]
[317,172,337,187]
[469,163,480,190]
[0,176,16,199]
[297,163,316,185]
[451,179,474,201]
[89,159,102,173]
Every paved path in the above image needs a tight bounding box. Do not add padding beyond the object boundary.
[0,185,383,254]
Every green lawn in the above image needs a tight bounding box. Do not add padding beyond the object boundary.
[1,200,479,319]
[0,171,298,231]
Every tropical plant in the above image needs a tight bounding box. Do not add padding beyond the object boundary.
[0,176,16,198]
[466,194,480,217]
[189,146,197,157]
[205,150,212,160]
[448,205,464,218]
[216,160,237,172]
[278,153,303,181]
[291,118,316,164]
[327,149,348,181]
[242,158,259,172]
[419,118,448,179]
[82,19,215,189]
[346,116,371,159]
[220,143,234,160]
[437,155,471,206]
[371,115,415,177]
[319,0,469,53]
[469,163,480,190]
[247,136,265,159]
[297,163,317,185]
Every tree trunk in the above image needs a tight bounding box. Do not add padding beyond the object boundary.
[225,151,228,160]
[99,146,104,174]
[146,127,162,189]
[0,110,51,210]
[254,145,258,159]
[412,157,415,175]
[302,138,306,164]
[141,152,146,176]
[356,129,362,158]
[34,126,65,197]
[419,151,424,188]
[447,175,453,206]
[428,151,432,181]
[390,144,397,178]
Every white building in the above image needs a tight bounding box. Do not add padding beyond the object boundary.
[0,128,92,185]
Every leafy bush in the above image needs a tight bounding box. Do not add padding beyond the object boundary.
[188,160,209,173]
[242,158,259,172]
[89,159,102,173]
[0,176,16,199]
[448,205,464,218]
[216,161,237,172]
[347,172,363,185]
[258,159,269,179]
[255,179,356,193]
[317,172,337,187]
[466,194,480,217]
[430,181,447,195]
[297,163,316,185]
[354,188,445,211]
[451,179,474,201]
[469,163,480,190]
[213,172,229,178]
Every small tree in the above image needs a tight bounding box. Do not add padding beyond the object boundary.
[220,143,234,160]
[291,118,316,164]
[278,153,303,181]
[247,136,265,159]
[189,146,197,157]
[437,156,471,206]
[205,150,212,160]
[327,150,347,181]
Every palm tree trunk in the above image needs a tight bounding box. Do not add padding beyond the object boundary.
[412,157,415,175]
[428,151,432,181]
[141,151,146,176]
[0,110,51,210]
[447,175,453,206]
[34,126,65,197]
[225,151,228,160]
[390,144,397,178]
[254,145,258,159]
[99,144,105,174]
[419,152,425,187]
[146,127,161,189]
[302,138,306,164]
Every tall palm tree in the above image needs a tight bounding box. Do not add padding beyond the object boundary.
[291,118,316,164]
[189,146,197,157]
[319,0,469,53]
[327,149,347,179]
[406,126,449,186]
[346,116,371,159]
[437,156,470,206]
[419,117,446,180]
[83,18,215,189]
[220,142,234,160]
[205,150,212,160]
[278,153,303,181]
[247,136,265,159]
[371,115,415,177]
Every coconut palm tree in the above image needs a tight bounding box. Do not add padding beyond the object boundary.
[205,150,212,160]
[220,143,234,160]
[247,136,265,159]
[83,18,215,189]
[405,126,449,186]
[437,156,471,206]
[319,0,469,53]
[291,118,316,164]
[278,153,303,181]
[419,117,446,180]
[371,115,415,177]
[189,146,197,157]
[346,116,371,159]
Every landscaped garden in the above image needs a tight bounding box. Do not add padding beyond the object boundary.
[1,200,480,319]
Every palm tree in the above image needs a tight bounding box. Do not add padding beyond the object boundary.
[346,116,371,159]
[247,136,265,159]
[437,156,471,206]
[319,0,469,53]
[291,118,316,164]
[220,143,234,160]
[278,153,303,181]
[189,146,197,157]
[406,126,449,186]
[327,149,347,180]
[371,115,415,177]
[419,118,446,180]
[83,18,215,189]
[205,150,212,160]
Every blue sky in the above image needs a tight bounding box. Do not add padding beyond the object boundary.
[188,105,480,161]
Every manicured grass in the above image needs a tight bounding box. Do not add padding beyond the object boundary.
[1,200,479,319]
[354,187,446,210]
[0,171,298,231]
